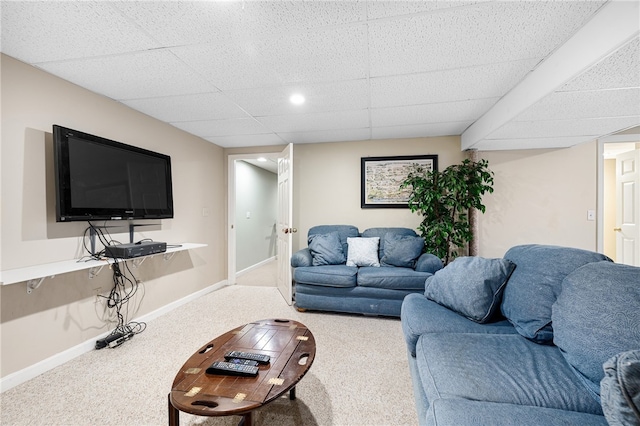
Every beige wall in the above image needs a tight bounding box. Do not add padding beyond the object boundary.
[1,55,226,378]
[292,137,467,251]
[478,142,598,258]
[292,138,598,257]
[1,53,602,381]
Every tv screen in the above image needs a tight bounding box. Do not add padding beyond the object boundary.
[53,125,174,222]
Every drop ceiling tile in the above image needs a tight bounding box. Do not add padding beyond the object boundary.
[115,1,367,47]
[372,122,472,140]
[172,118,270,138]
[561,37,640,92]
[225,80,370,116]
[370,59,538,108]
[36,49,219,100]
[368,1,605,76]
[257,110,369,133]
[278,128,371,144]
[205,133,285,149]
[366,1,482,20]
[516,88,640,122]
[371,98,498,127]
[171,24,368,91]
[0,1,158,63]
[474,136,599,151]
[488,117,640,140]
[122,92,249,123]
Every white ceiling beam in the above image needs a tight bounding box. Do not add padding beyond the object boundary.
[461,0,640,151]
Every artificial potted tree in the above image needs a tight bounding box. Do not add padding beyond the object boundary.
[401,158,494,265]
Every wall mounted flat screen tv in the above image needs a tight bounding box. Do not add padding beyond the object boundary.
[53,125,174,222]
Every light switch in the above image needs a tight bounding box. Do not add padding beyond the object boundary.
[246,211,251,219]
[587,210,596,221]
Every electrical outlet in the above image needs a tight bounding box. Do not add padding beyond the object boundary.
[587,210,596,221]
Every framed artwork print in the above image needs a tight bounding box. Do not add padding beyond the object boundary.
[361,155,438,208]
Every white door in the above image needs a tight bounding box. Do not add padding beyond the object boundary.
[615,149,640,266]
[276,144,294,304]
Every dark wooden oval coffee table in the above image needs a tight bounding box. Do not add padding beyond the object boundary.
[168,319,316,426]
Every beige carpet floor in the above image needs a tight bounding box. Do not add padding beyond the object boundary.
[0,282,418,425]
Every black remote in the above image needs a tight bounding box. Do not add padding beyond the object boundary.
[227,358,259,367]
[224,350,271,364]
[206,361,259,377]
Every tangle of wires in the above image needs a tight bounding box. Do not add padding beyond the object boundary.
[83,221,147,343]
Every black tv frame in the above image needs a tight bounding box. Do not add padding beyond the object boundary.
[53,124,174,223]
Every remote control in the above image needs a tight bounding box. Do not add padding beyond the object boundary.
[206,361,259,377]
[227,358,259,367]
[224,350,271,364]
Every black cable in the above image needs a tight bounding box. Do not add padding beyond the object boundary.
[85,221,147,346]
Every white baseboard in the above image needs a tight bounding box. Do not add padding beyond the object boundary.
[0,280,228,393]
[236,256,276,276]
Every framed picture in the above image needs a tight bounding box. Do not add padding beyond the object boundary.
[361,155,438,208]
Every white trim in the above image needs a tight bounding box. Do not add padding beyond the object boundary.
[236,256,276,277]
[0,280,228,393]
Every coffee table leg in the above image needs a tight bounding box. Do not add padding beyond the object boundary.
[289,386,296,400]
[168,393,179,426]
[238,412,253,426]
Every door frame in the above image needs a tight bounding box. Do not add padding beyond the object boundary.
[227,152,281,286]
[597,130,640,256]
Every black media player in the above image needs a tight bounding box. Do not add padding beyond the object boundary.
[104,241,167,259]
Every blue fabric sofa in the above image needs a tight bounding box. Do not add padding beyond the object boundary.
[291,225,443,317]
[401,244,640,425]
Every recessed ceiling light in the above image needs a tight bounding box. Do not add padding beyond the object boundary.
[257,157,267,162]
[289,93,305,105]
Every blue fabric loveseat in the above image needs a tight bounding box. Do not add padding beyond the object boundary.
[291,225,443,317]
[401,244,640,425]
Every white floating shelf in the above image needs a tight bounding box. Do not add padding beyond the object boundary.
[0,243,207,288]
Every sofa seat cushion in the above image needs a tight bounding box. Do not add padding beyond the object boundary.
[501,244,611,343]
[293,265,357,287]
[426,399,608,426]
[401,293,517,357]
[552,261,640,400]
[416,333,603,415]
[357,266,431,291]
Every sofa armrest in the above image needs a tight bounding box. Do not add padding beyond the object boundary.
[291,248,313,267]
[415,253,443,273]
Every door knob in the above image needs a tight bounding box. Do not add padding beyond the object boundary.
[614,227,622,232]
[283,228,289,234]
[291,228,297,233]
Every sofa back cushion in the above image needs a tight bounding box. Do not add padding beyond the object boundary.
[552,261,640,399]
[308,231,345,266]
[362,227,418,260]
[425,256,516,323]
[308,225,359,258]
[501,244,611,343]
[380,233,425,268]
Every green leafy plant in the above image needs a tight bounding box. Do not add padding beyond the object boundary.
[401,158,494,265]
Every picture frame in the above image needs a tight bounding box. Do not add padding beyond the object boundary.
[361,155,438,208]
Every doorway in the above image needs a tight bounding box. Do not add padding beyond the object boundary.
[227,153,279,286]
[598,128,640,266]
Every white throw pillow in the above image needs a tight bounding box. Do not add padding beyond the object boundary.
[346,237,380,267]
